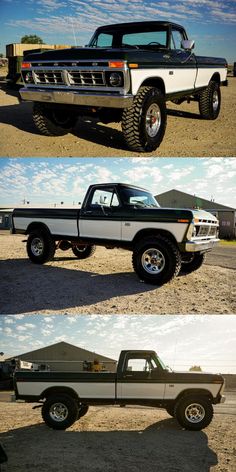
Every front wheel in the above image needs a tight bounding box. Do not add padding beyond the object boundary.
[27,231,55,264]
[122,86,167,152]
[198,81,221,120]
[33,103,77,136]
[42,395,79,430]
[181,253,205,274]
[132,236,181,285]
[174,395,213,431]
[72,244,96,259]
[166,404,175,417]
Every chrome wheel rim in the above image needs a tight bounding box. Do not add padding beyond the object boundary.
[31,237,44,256]
[141,248,165,274]
[212,90,219,112]
[185,403,205,423]
[145,103,161,137]
[75,245,87,253]
[49,402,68,422]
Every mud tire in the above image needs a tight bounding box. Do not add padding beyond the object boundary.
[199,81,221,120]
[132,235,181,285]
[27,231,55,264]
[122,86,167,152]
[33,103,77,136]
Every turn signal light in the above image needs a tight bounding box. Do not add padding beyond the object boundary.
[21,62,31,69]
[177,219,189,223]
[109,61,124,68]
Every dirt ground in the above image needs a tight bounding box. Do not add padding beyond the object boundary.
[0,70,236,157]
[0,233,235,315]
[0,392,235,472]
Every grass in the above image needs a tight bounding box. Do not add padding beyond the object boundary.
[220,240,236,246]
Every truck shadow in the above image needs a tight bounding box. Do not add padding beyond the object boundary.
[0,419,218,472]
[0,258,158,314]
[0,84,202,151]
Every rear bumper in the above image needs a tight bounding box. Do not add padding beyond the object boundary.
[185,238,220,252]
[19,87,134,109]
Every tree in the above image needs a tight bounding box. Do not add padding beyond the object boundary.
[189,365,202,372]
[21,35,44,44]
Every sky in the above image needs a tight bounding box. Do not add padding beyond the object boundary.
[0,157,235,208]
[0,0,236,62]
[1,314,236,373]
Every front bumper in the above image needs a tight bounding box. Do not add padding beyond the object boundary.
[19,87,134,109]
[185,238,220,252]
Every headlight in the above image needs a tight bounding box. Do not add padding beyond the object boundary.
[192,226,197,237]
[109,72,123,87]
[22,71,34,84]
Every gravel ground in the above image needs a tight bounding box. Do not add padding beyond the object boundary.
[0,73,236,157]
[0,234,235,315]
[0,396,235,472]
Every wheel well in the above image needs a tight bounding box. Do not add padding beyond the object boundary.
[41,386,79,401]
[175,388,214,404]
[132,229,178,248]
[26,222,51,235]
[210,72,220,84]
[139,78,166,96]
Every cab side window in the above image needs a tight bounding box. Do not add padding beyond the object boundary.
[90,189,119,208]
[171,29,184,50]
[126,357,152,372]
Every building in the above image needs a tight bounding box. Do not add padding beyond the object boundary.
[0,208,13,230]
[155,189,236,239]
[6,341,117,372]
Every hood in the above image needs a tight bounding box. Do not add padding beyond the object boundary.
[24,47,172,65]
[165,370,224,384]
[191,209,218,222]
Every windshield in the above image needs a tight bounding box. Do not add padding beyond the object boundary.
[89,26,168,49]
[120,187,159,208]
[154,354,167,370]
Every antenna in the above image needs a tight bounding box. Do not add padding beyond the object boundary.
[70,17,77,46]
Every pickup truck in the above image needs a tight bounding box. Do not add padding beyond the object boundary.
[19,21,228,152]
[11,183,219,286]
[13,349,225,431]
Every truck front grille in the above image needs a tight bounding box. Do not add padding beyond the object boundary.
[32,68,106,87]
[197,225,217,237]
[68,71,105,86]
[34,70,64,85]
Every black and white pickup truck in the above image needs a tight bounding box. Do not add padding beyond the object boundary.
[13,349,225,431]
[19,21,228,152]
[11,183,219,286]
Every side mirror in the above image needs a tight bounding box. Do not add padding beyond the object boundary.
[181,39,195,51]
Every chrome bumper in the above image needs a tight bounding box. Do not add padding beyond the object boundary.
[19,87,134,108]
[185,238,220,252]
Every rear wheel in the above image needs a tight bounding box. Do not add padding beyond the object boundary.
[77,404,89,419]
[181,253,205,274]
[132,236,181,285]
[122,86,167,152]
[72,244,96,259]
[42,395,79,430]
[33,103,77,136]
[199,81,221,120]
[27,231,55,264]
[174,395,213,431]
